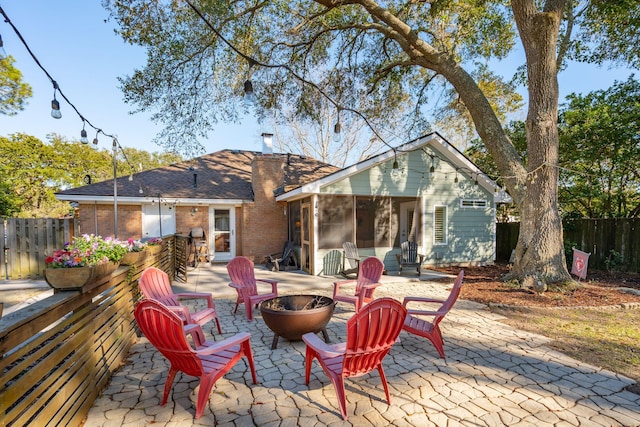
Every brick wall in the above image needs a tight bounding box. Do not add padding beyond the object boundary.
[78,203,141,239]
[176,206,209,236]
[241,155,289,262]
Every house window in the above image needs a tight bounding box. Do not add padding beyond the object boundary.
[434,205,447,245]
[318,195,353,249]
[461,199,487,208]
[288,200,301,245]
[356,196,390,247]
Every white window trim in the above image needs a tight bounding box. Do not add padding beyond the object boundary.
[460,199,487,208]
[433,205,447,245]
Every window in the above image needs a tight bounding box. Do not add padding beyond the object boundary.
[434,205,447,245]
[356,197,391,247]
[318,195,353,249]
[288,200,301,245]
[461,199,487,208]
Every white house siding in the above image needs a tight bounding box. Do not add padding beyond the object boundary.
[315,148,496,272]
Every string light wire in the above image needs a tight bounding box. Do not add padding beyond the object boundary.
[0,6,141,180]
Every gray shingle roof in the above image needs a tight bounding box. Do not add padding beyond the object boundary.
[56,149,340,200]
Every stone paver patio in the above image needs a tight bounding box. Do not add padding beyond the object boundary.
[84,265,640,426]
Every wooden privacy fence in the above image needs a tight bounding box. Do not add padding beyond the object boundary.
[496,218,640,273]
[1,218,77,280]
[0,237,175,427]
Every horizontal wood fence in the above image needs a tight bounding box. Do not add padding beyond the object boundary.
[1,218,77,280]
[496,218,640,273]
[0,238,175,427]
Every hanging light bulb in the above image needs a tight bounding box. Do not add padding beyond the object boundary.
[51,81,62,119]
[333,121,341,143]
[243,79,255,107]
[333,107,342,142]
[243,58,256,107]
[429,155,436,179]
[391,154,400,178]
[80,123,89,144]
[50,98,62,119]
[92,130,99,146]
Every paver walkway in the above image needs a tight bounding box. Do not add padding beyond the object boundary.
[84,265,640,426]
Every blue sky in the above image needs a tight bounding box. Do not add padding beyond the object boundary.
[1,1,635,158]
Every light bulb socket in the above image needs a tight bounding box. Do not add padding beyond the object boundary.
[392,160,399,170]
[244,79,254,95]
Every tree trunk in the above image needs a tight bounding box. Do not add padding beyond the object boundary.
[509,0,571,283]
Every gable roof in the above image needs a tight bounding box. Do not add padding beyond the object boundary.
[56,149,340,204]
[276,132,512,203]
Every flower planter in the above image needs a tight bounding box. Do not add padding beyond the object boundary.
[44,261,120,291]
[93,261,120,278]
[146,245,162,255]
[120,251,147,266]
[44,266,96,290]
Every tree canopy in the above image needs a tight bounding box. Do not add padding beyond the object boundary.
[558,76,640,219]
[103,0,640,283]
[0,55,32,116]
[0,133,182,218]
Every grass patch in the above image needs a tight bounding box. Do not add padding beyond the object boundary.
[491,306,640,383]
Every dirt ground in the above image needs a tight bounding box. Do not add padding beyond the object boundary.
[432,263,640,307]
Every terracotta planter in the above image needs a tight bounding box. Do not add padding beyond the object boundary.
[44,266,95,290]
[120,251,147,266]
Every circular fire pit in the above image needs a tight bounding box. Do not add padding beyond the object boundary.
[260,295,335,349]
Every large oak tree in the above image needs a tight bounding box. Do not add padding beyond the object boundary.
[103,0,639,284]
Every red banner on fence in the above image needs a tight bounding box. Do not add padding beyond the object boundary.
[571,248,590,280]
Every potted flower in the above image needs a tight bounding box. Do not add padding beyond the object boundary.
[120,238,148,265]
[43,234,128,290]
[145,237,163,255]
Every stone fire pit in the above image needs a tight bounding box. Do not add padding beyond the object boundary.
[259,295,335,349]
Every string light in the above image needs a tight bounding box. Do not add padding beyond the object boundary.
[429,155,435,179]
[0,6,145,185]
[243,59,256,107]
[51,82,62,119]
[333,108,342,143]
[390,151,401,178]
[80,122,89,144]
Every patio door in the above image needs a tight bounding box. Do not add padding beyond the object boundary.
[209,207,235,262]
[400,201,420,243]
[301,202,311,273]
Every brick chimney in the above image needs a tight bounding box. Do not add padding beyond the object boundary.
[241,137,288,260]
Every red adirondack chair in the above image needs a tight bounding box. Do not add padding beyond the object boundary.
[402,270,464,358]
[138,267,222,334]
[302,298,407,420]
[134,299,258,419]
[332,256,384,312]
[227,256,278,321]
